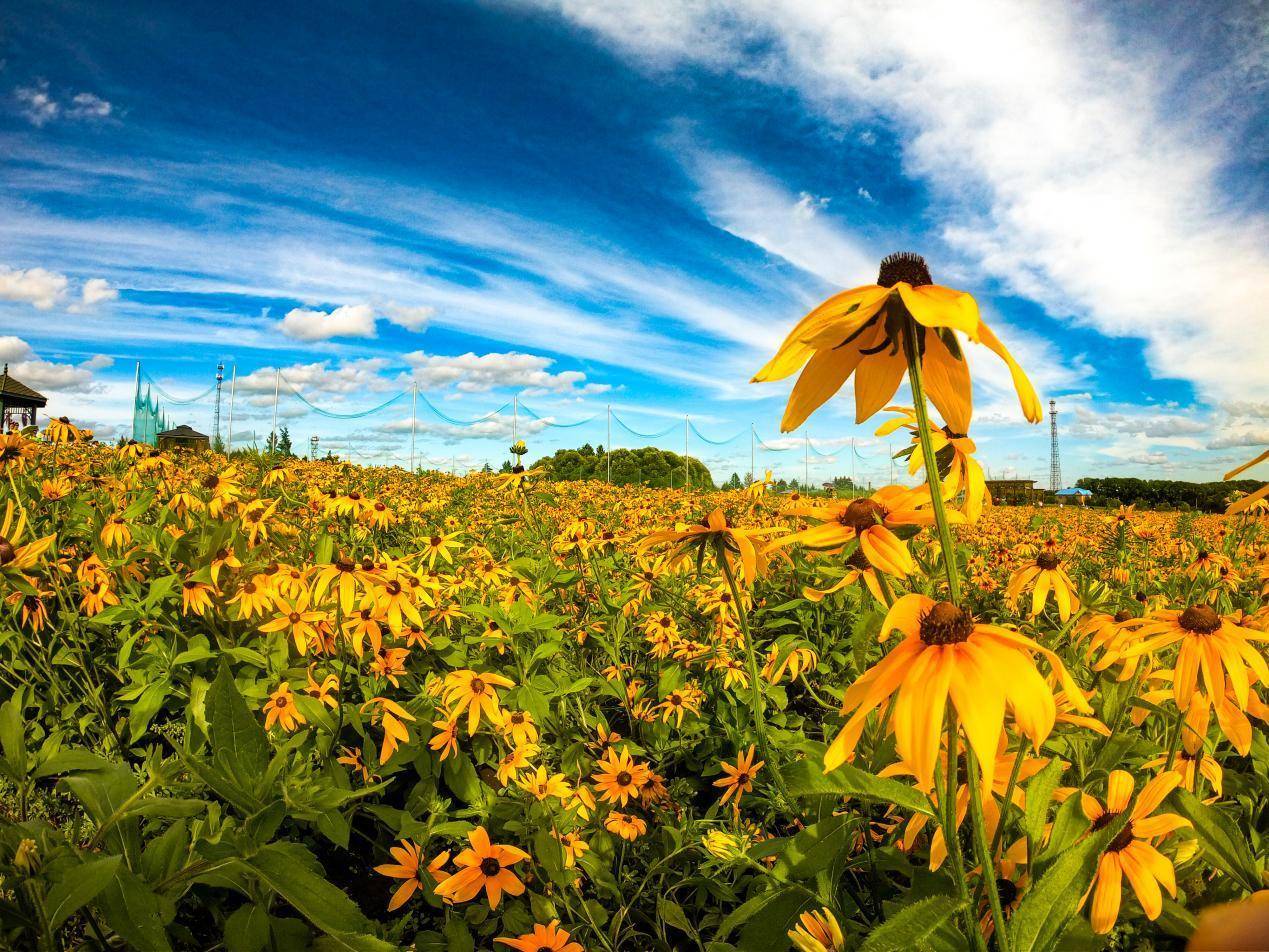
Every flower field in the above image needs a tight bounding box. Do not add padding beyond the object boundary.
[2,265,1268,951]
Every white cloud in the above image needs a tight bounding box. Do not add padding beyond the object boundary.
[0,266,69,309]
[236,358,395,395]
[81,277,118,305]
[68,92,112,119]
[15,81,58,126]
[279,303,377,341]
[684,151,874,290]
[0,336,33,362]
[403,350,604,394]
[13,82,113,125]
[856,187,875,203]
[10,354,112,393]
[536,0,1269,402]
[383,302,434,331]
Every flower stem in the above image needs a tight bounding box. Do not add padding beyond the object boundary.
[965,745,1012,952]
[902,322,962,604]
[941,707,988,952]
[719,551,794,812]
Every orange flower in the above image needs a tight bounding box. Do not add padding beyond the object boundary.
[714,745,765,808]
[495,920,584,952]
[434,826,529,910]
[591,748,651,806]
[262,683,306,733]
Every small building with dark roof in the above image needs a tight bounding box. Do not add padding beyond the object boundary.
[157,424,210,452]
[0,364,48,431]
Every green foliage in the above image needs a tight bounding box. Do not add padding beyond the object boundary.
[1075,476,1262,512]
[531,443,715,487]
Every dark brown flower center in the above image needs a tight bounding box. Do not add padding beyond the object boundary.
[736,772,750,784]
[1092,811,1136,852]
[616,771,633,786]
[470,678,486,694]
[0,536,15,565]
[1036,553,1060,570]
[1113,609,1134,623]
[845,548,873,571]
[838,498,884,534]
[430,535,442,546]
[1178,605,1221,635]
[919,602,975,645]
[479,857,501,877]
[877,251,933,288]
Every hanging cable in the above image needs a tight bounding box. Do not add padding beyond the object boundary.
[141,371,218,405]
[417,394,510,426]
[611,413,680,440]
[688,420,746,445]
[279,376,408,419]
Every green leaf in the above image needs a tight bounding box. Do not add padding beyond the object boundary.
[736,886,813,950]
[224,903,270,952]
[771,814,853,880]
[717,885,799,942]
[206,660,269,785]
[1023,758,1064,846]
[782,749,934,816]
[442,917,475,952]
[45,854,123,929]
[0,699,26,779]
[242,842,375,939]
[1009,807,1130,952]
[1170,789,1260,893]
[96,866,173,951]
[33,749,114,779]
[860,895,965,952]
[658,897,696,936]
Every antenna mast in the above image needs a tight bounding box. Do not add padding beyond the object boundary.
[212,362,224,449]
[1049,399,1062,491]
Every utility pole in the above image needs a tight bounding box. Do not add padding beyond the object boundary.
[212,362,224,448]
[512,395,518,443]
[225,365,236,453]
[804,433,809,491]
[1049,399,1062,491]
[310,435,318,460]
[409,383,418,472]
[606,405,611,484]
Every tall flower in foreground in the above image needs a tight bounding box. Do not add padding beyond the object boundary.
[1224,448,1268,515]
[1082,770,1189,934]
[1116,605,1269,711]
[772,485,952,578]
[495,920,584,952]
[0,501,55,575]
[752,252,1041,432]
[434,826,529,910]
[825,594,1089,790]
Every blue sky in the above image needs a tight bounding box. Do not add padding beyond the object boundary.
[1,0,1266,484]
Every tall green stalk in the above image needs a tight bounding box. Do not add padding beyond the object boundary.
[718,551,794,812]
[966,746,1012,952]
[901,320,961,603]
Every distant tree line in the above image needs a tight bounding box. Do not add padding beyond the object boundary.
[528,444,714,488]
[1075,476,1265,513]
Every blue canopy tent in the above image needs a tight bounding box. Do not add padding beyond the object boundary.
[1054,487,1092,505]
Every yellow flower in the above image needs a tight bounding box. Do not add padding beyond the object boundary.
[1006,552,1081,621]
[640,508,782,587]
[591,747,650,806]
[262,683,306,732]
[713,745,764,808]
[825,594,1089,790]
[443,669,515,734]
[44,416,83,444]
[0,500,55,574]
[789,908,845,952]
[433,826,529,910]
[1083,770,1189,934]
[753,252,1040,432]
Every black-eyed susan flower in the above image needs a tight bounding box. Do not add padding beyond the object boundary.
[591,748,650,806]
[262,682,306,732]
[773,485,951,578]
[753,252,1041,433]
[1006,551,1081,621]
[640,508,781,587]
[713,745,764,809]
[1082,770,1189,934]
[433,826,529,910]
[443,669,515,734]
[1117,605,1269,712]
[495,919,584,952]
[825,594,1089,790]
[788,907,845,952]
[604,811,646,841]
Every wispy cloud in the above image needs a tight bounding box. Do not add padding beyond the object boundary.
[534,0,1269,403]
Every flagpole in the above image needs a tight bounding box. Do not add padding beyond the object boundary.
[684,415,690,491]
[606,405,612,484]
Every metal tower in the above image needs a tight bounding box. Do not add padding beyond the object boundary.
[212,362,224,448]
[1048,399,1062,491]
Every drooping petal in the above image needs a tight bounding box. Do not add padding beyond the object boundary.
[897,284,981,337]
[853,349,908,425]
[1089,853,1123,934]
[920,331,973,435]
[975,320,1042,423]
